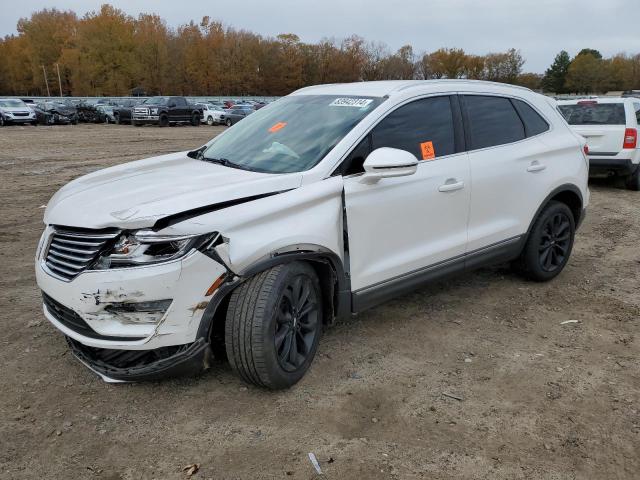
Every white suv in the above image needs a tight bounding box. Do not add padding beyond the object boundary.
[199,103,226,125]
[36,81,589,388]
[558,98,640,189]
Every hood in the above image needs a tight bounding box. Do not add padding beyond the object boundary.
[45,105,76,115]
[1,106,32,114]
[44,151,303,230]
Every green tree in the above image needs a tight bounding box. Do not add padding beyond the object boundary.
[541,50,571,93]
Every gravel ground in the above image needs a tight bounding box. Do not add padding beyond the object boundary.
[0,124,638,479]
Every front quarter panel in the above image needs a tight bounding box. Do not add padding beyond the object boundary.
[160,176,345,275]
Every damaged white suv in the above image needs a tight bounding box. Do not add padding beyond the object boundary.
[36,81,589,388]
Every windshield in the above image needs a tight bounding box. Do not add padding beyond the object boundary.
[0,99,26,108]
[202,95,383,173]
[558,103,626,125]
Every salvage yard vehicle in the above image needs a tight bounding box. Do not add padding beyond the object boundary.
[223,106,253,126]
[0,98,37,126]
[113,99,139,124]
[34,101,78,125]
[132,96,201,127]
[95,105,116,124]
[558,98,640,190]
[36,80,589,388]
[198,103,227,125]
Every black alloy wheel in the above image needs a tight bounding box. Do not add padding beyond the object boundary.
[538,211,571,272]
[274,274,320,372]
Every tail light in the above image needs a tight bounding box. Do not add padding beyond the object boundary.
[623,128,637,149]
[583,144,589,155]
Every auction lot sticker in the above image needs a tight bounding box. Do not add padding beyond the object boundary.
[329,98,373,108]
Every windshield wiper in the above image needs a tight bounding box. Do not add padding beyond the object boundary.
[201,156,254,172]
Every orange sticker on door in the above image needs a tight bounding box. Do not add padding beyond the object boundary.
[268,122,287,133]
[420,141,435,160]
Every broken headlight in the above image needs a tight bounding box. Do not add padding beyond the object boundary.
[92,230,218,269]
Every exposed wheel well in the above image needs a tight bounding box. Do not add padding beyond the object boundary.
[549,189,582,225]
[205,256,344,357]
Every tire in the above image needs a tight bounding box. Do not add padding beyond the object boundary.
[206,116,214,126]
[515,200,575,282]
[158,114,169,127]
[0,116,4,127]
[115,114,121,125]
[225,118,233,127]
[225,262,322,389]
[191,113,200,126]
[625,166,640,191]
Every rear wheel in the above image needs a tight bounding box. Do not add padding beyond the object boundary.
[625,166,640,191]
[225,262,322,389]
[516,201,575,282]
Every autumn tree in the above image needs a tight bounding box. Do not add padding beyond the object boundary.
[565,52,605,93]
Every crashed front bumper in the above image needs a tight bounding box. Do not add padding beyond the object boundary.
[36,244,226,351]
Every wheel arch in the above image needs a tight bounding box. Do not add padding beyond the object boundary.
[526,184,584,238]
[196,247,350,348]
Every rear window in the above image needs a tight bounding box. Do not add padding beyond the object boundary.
[512,99,549,136]
[558,103,626,125]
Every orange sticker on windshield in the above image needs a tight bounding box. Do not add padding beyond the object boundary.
[268,122,287,133]
[420,141,435,160]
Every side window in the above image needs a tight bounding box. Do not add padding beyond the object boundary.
[512,99,550,137]
[634,103,640,124]
[341,135,372,176]
[370,96,456,160]
[464,95,525,149]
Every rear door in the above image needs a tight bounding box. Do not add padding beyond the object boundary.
[462,94,552,252]
[558,101,626,155]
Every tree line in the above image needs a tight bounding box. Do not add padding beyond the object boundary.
[0,5,639,97]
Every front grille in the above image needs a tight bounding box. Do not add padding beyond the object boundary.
[45,228,119,281]
[43,293,144,341]
[13,112,29,117]
[133,107,149,115]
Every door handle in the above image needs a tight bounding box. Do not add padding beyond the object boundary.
[527,161,546,173]
[438,179,465,192]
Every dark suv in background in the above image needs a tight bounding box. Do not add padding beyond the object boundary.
[132,96,201,127]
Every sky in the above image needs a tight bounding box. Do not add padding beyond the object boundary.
[0,0,637,73]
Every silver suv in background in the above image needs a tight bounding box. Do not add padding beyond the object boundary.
[0,98,37,126]
[558,98,640,190]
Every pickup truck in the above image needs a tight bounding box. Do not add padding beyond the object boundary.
[132,96,201,127]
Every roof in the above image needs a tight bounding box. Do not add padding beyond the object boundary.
[291,79,533,98]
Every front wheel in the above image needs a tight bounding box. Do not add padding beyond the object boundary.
[158,114,169,127]
[225,262,322,389]
[206,116,214,126]
[515,201,575,282]
[190,113,200,126]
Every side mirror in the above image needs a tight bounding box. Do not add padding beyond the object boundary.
[360,147,419,184]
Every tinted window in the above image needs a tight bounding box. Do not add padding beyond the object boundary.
[512,99,549,136]
[464,95,525,149]
[371,96,455,160]
[634,103,640,123]
[558,103,626,125]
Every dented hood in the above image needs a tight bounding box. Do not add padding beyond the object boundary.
[44,151,303,229]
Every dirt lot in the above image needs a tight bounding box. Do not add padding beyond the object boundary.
[0,124,638,479]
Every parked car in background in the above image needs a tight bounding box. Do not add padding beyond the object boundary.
[0,98,37,126]
[113,99,138,124]
[36,80,588,388]
[95,105,116,123]
[132,96,201,127]
[199,103,227,125]
[558,98,640,190]
[223,107,254,126]
[34,101,78,125]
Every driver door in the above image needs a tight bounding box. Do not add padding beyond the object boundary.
[342,96,470,308]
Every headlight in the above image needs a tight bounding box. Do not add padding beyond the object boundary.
[150,108,158,115]
[92,230,218,269]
